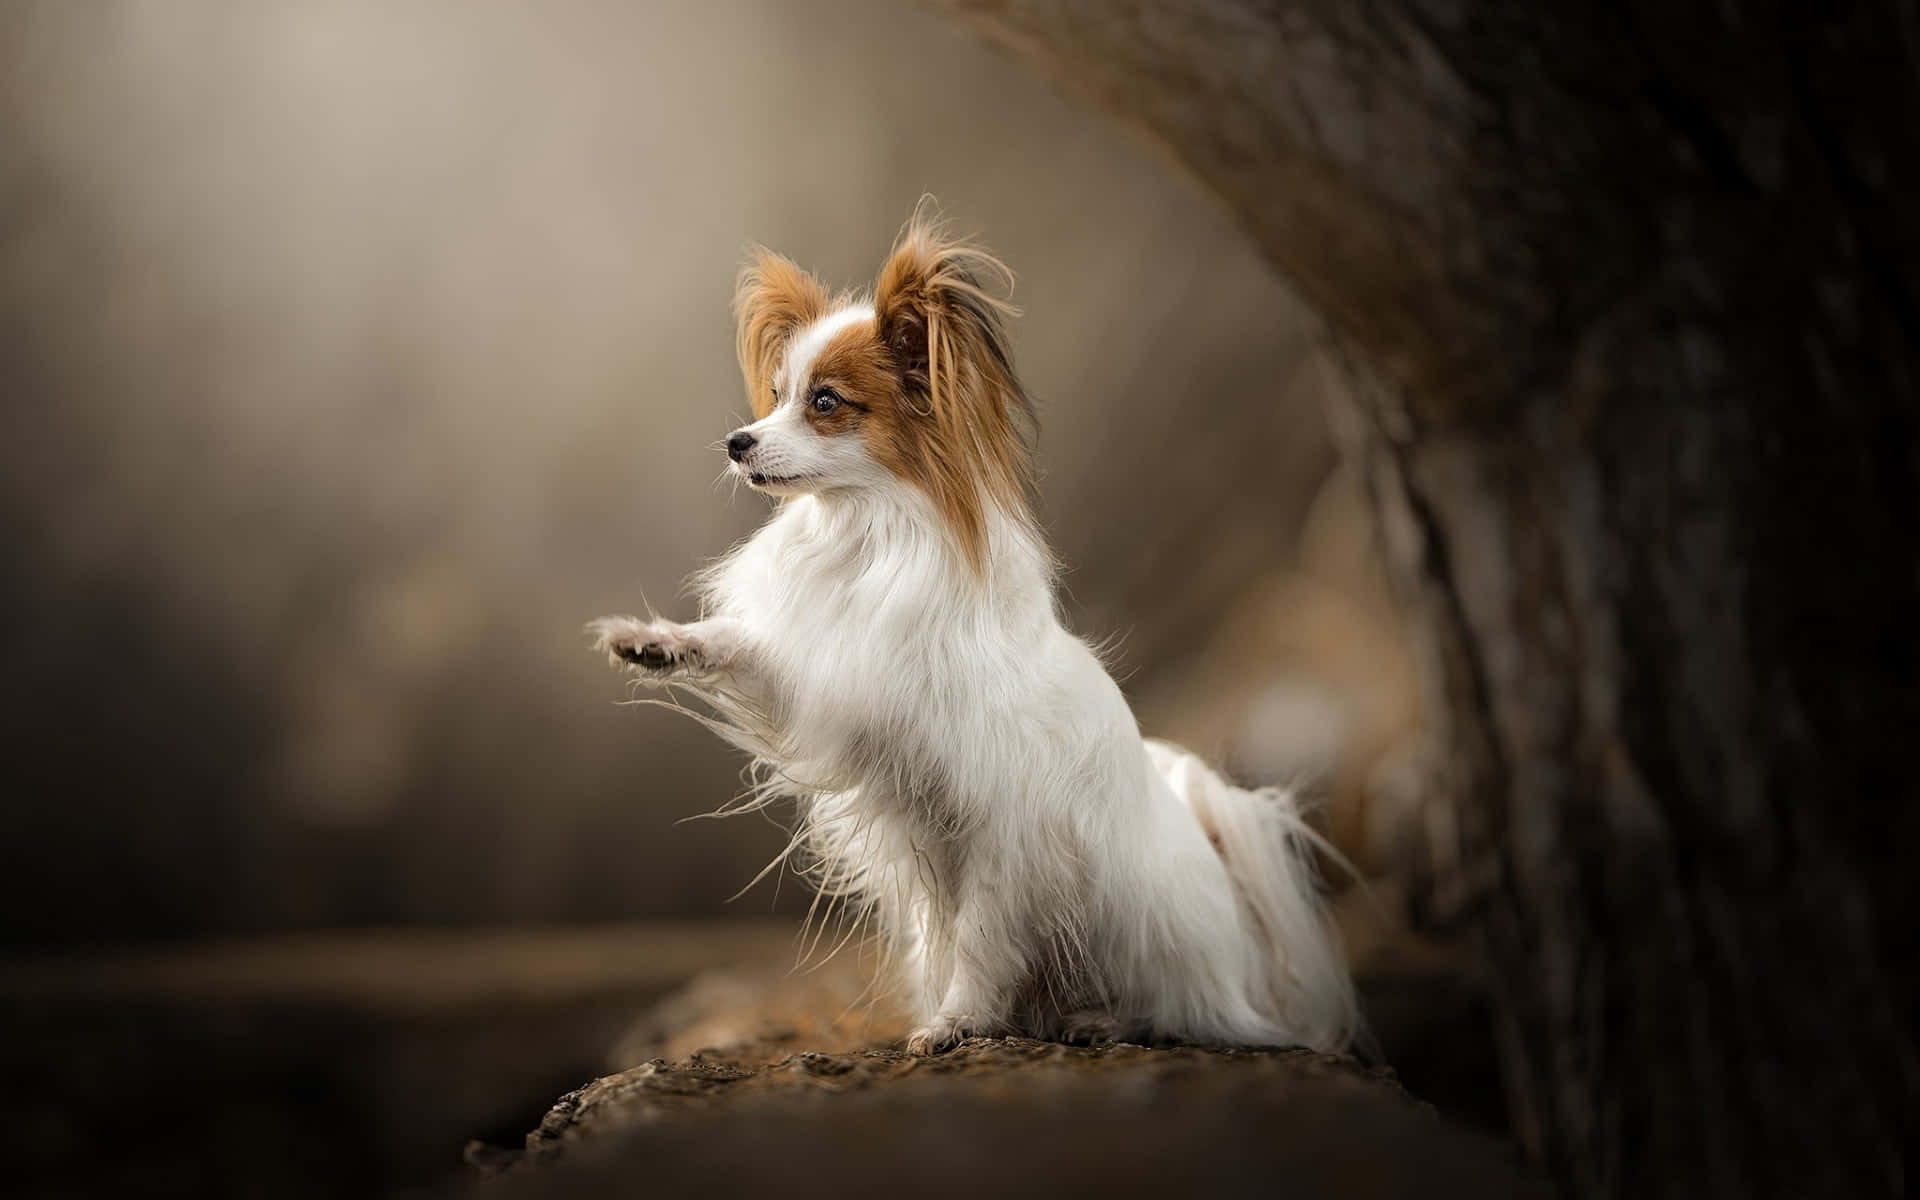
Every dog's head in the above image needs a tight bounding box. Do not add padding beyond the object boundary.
[726,206,1033,568]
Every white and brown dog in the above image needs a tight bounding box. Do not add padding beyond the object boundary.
[590,207,1356,1055]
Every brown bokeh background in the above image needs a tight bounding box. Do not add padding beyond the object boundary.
[2,0,1416,949]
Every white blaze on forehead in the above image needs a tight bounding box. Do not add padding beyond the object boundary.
[734,300,890,491]
[778,304,875,400]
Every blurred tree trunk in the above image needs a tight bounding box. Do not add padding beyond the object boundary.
[933,2,1915,1197]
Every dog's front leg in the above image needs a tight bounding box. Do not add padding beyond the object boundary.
[906,879,1024,1055]
[586,614,752,683]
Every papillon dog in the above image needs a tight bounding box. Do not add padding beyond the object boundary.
[588,207,1358,1055]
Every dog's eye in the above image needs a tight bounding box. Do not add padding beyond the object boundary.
[810,388,841,414]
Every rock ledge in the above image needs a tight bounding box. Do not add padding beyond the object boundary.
[472,1035,1548,1198]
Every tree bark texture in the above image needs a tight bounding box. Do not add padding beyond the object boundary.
[930,3,1916,1197]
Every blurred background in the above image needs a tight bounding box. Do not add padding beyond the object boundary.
[1,2,1446,1195]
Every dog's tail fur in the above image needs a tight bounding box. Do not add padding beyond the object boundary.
[1146,739,1361,1053]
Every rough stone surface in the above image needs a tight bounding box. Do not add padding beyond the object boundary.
[467,967,1549,1199]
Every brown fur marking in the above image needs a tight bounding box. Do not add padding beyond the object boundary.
[869,213,1036,569]
[734,249,829,419]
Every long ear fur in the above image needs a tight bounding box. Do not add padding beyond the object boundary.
[872,204,1036,568]
[735,249,829,419]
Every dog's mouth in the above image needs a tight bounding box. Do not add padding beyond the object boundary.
[746,471,809,489]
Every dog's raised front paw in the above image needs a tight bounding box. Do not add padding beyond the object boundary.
[585,615,700,676]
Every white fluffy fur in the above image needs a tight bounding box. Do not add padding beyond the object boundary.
[588,304,1358,1056]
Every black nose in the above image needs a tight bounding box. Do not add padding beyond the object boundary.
[726,431,756,462]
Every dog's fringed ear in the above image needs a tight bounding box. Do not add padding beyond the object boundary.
[872,203,1035,568]
[873,206,1024,416]
[873,247,934,402]
[735,249,829,418]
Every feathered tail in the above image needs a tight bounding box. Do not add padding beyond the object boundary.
[1146,739,1361,1053]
